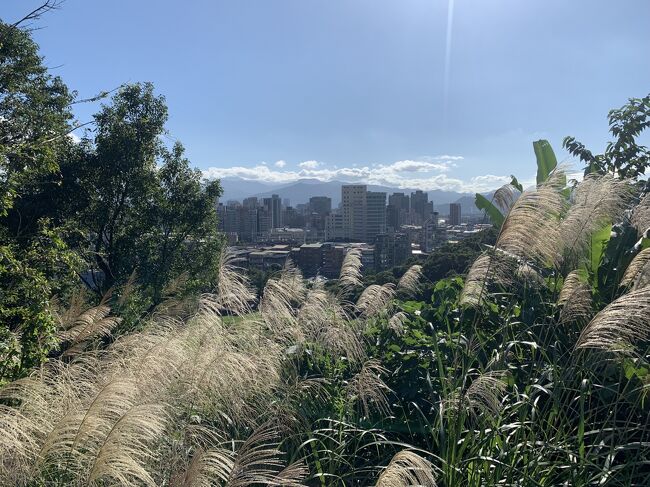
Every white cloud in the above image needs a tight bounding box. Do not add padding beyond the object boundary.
[388,160,453,173]
[298,160,320,169]
[431,154,464,161]
[203,155,511,193]
[274,160,286,168]
[68,132,81,144]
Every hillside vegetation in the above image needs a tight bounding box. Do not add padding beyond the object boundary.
[3,8,650,487]
[2,166,650,485]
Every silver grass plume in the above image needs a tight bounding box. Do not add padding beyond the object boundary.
[464,371,507,417]
[259,269,305,340]
[225,425,307,487]
[339,248,363,292]
[460,253,493,307]
[205,247,256,316]
[86,403,168,486]
[388,311,408,335]
[460,252,515,307]
[180,447,234,486]
[620,247,650,290]
[515,262,546,288]
[346,359,392,417]
[357,283,396,318]
[495,169,567,267]
[631,192,650,237]
[259,283,297,336]
[53,288,91,328]
[492,182,518,214]
[444,371,507,421]
[576,287,650,354]
[558,175,631,268]
[398,264,423,296]
[557,270,593,324]
[376,450,437,487]
[56,305,121,354]
[298,289,365,363]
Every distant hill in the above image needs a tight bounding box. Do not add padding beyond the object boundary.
[218,178,285,203]
[218,177,487,215]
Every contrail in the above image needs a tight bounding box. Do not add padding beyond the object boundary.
[443,0,456,128]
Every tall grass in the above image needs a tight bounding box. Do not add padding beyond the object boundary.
[1,173,649,485]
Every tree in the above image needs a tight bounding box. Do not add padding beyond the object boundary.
[78,83,168,292]
[68,83,222,305]
[563,93,650,179]
[141,142,222,304]
[0,18,74,216]
[0,19,80,381]
[422,227,497,285]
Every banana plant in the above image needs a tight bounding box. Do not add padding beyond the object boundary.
[475,139,558,227]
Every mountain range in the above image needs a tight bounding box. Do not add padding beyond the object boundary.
[218,177,485,215]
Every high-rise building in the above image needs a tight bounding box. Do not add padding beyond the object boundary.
[387,192,410,230]
[325,212,345,241]
[389,192,410,212]
[257,207,272,236]
[282,206,305,228]
[386,204,399,231]
[342,185,367,242]
[217,203,239,232]
[263,194,282,228]
[449,203,462,226]
[365,191,387,242]
[242,196,258,209]
[309,196,332,216]
[410,190,433,224]
[237,206,258,242]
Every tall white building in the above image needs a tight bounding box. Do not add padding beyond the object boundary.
[342,185,367,242]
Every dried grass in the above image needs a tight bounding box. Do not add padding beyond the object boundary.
[620,247,650,290]
[558,175,631,268]
[495,170,567,267]
[398,264,423,296]
[357,283,396,317]
[576,287,650,353]
[388,312,408,335]
[460,253,515,307]
[445,371,507,422]
[206,247,256,316]
[557,270,593,324]
[631,192,650,236]
[376,450,437,487]
[346,359,392,417]
[339,248,363,292]
[493,183,518,214]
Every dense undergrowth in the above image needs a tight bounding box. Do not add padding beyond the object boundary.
[2,169,650,486]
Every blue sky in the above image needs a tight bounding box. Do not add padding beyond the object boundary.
[4,0,649,192]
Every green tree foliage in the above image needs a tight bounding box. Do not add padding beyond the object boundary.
[0,20,74,215]
[47,83,224,308]
[1,19,222,380]
[564,93,650,179]
[141,142,222,303]
[79,83,169,292]
[422,227,497,284]
[0,20,81,381]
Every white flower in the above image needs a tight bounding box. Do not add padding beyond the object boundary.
[414,310,421,316]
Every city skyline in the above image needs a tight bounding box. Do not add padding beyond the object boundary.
[217,183,471,247]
